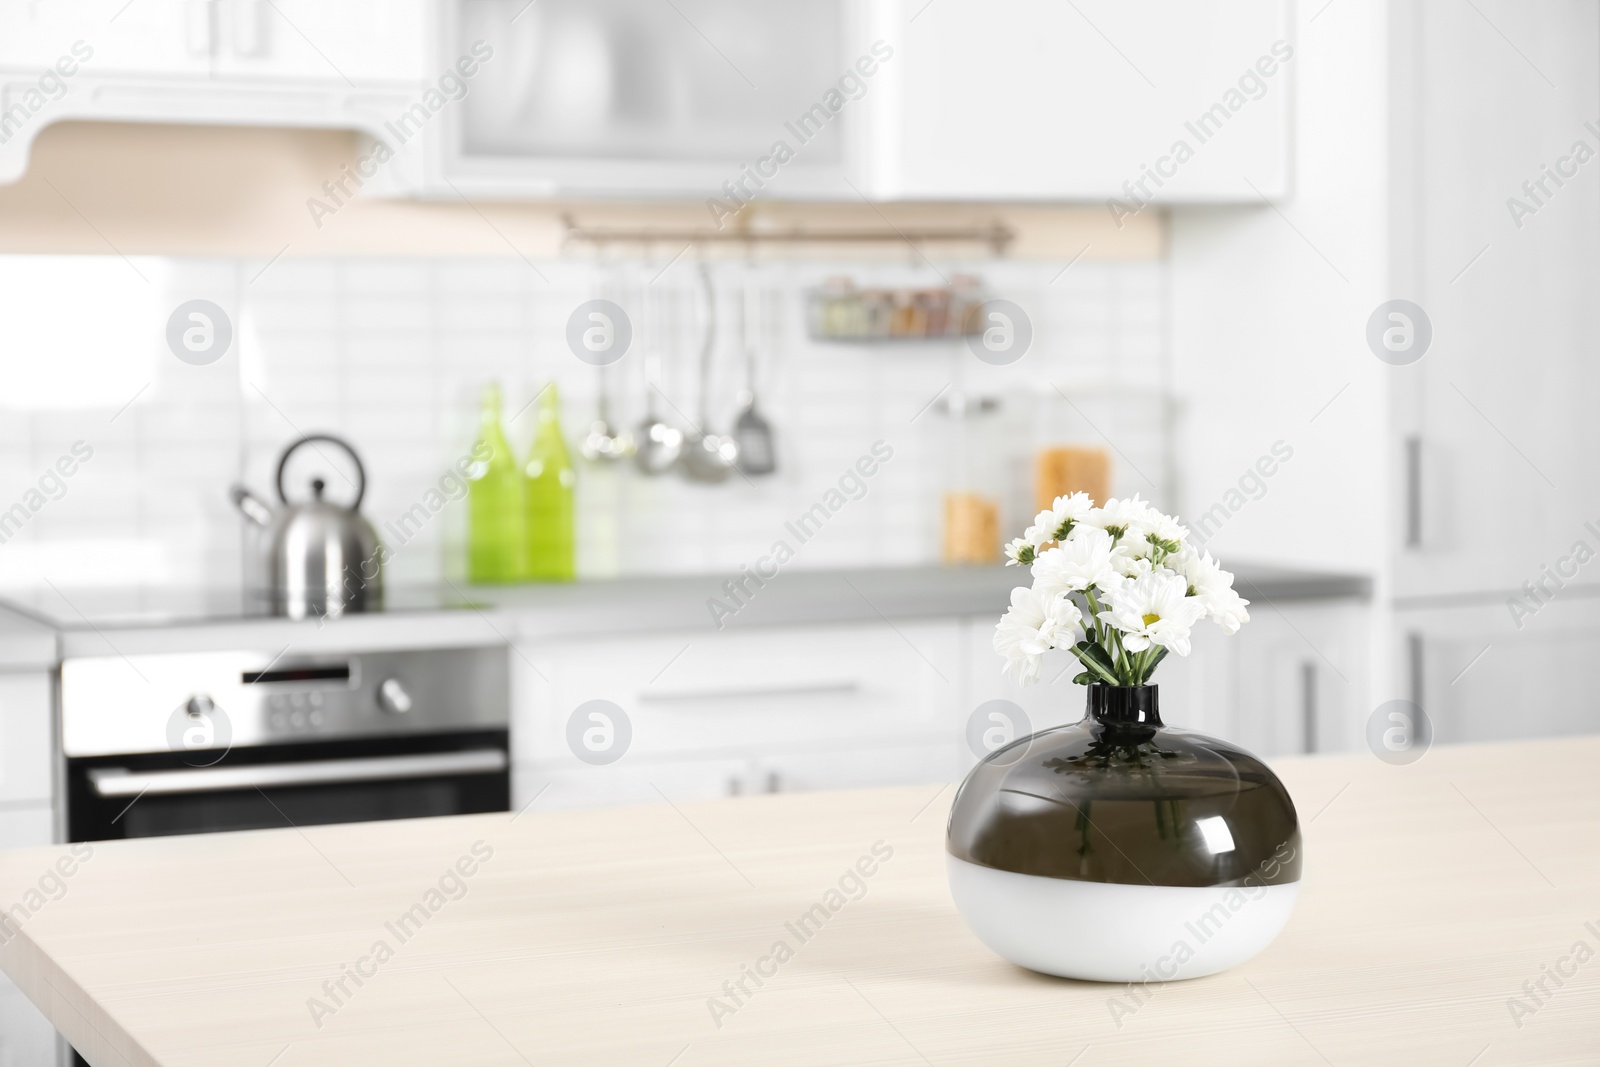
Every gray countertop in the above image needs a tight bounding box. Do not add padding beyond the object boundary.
[6,562,1371,663]
[475,561,1372,636]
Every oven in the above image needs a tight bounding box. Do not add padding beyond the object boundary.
[60,645,510,843]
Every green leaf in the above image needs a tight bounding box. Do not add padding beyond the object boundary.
[1131,646,1169,686]
[1072,641,1121,685]
[1071,671,1093,686]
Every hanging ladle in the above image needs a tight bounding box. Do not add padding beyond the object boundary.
[680,262,740,483]
[732,264,776,476]
[634,280,682,475]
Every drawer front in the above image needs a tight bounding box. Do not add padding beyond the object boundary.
[517,621,962,766]
[514,742,959,814]
[514,757,751,811]
[756,742,960,795]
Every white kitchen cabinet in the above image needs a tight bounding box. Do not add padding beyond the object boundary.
[437,0,866,199]
[511,620,961,808]
[753,741,959,795]
[514,755,753,810]
[1375,1,1600,749]
[0,982,56,1067]
[0,1,207,77]
[0,673,53,808]
[958,614,1083,766]
[0,0,428,184]
[515,742,959,811]
[3,0,1294,202]
[1227,599,1370,758]
[0,805,51,853]
[0,0,425,82]
[510,589,1369,810]
[1389,1,1600,599]
[1397,594,1600,747]
[206,1,429,84]
[874,0,1292,201]
[961,595,1371,767]
[0,807,56,1067]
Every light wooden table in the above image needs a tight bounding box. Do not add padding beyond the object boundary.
[2,737,1597,1066]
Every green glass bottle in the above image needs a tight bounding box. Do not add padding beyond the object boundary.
[467,383,526,583]
[524,382,575,581]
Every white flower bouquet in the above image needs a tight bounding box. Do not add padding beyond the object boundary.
[995,493,1250,686]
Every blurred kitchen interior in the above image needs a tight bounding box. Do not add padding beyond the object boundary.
[0,1,1594,800]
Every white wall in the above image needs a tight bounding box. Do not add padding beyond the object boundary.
[0,254,1169,596]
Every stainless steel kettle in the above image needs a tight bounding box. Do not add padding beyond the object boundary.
[231,434,383,620]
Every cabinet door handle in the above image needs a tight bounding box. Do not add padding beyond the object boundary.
[185,0,217,57]
[1404,436,1422,548]
[1407,631,1430,746]
[1300,661,1318,755]
[88,749,507,797]
[640,681,860,704]
[232,0,268,57]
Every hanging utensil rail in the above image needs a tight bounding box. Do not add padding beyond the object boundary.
[558,214,1015,256]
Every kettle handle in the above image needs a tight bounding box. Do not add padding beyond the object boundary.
[275,434,367,510]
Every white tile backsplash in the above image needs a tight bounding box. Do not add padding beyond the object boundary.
[0,255,1170,591]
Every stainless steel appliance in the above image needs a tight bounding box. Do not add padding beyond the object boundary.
[230,434,384,620]
[61,645,509,842]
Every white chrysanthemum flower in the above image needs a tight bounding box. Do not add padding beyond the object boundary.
[994,585,1085,684]
[1109,549,1156,582]
[1024,491,1095,546]
[1142,510,1189,552]
[1086,495,1160,545]
[1178,549,1251,635]
[1031,525,1119,598]
[1099,570,1208,655]
[1003,537,1037,567]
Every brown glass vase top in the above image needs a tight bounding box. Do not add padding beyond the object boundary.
[947,685,1302,889]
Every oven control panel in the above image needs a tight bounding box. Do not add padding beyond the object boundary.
[61,647,509,757]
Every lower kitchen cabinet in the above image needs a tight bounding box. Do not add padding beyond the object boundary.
[514,742,960,813]
[509,599,1373,811]
[960,596,1373,767]
[514,757,753,810]
[1226,600,1372,757]
[751,743,960,796]
[511,620,962,810]
[0,985,56,1067]
[0,807,51,851]
[0,673,65,1067]
[1398,592,1600,745]
[0,673,54,810]
[0,806,56,1067]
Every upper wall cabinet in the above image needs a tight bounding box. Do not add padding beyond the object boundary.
[427,0,1293,202]
[429,0,869,199]
[0,0,427,82]
[0,0,428,183]
[0,0,1292,203]
[871,0,1293,202]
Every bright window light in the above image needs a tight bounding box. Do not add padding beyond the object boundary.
[0,257,160,410]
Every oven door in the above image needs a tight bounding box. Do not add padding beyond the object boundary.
[66,730,510,842]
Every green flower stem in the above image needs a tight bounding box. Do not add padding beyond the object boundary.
[1109,628,1130,685]
[1083,588,1105,646]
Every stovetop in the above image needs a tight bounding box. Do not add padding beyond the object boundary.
[0,584,489,630]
